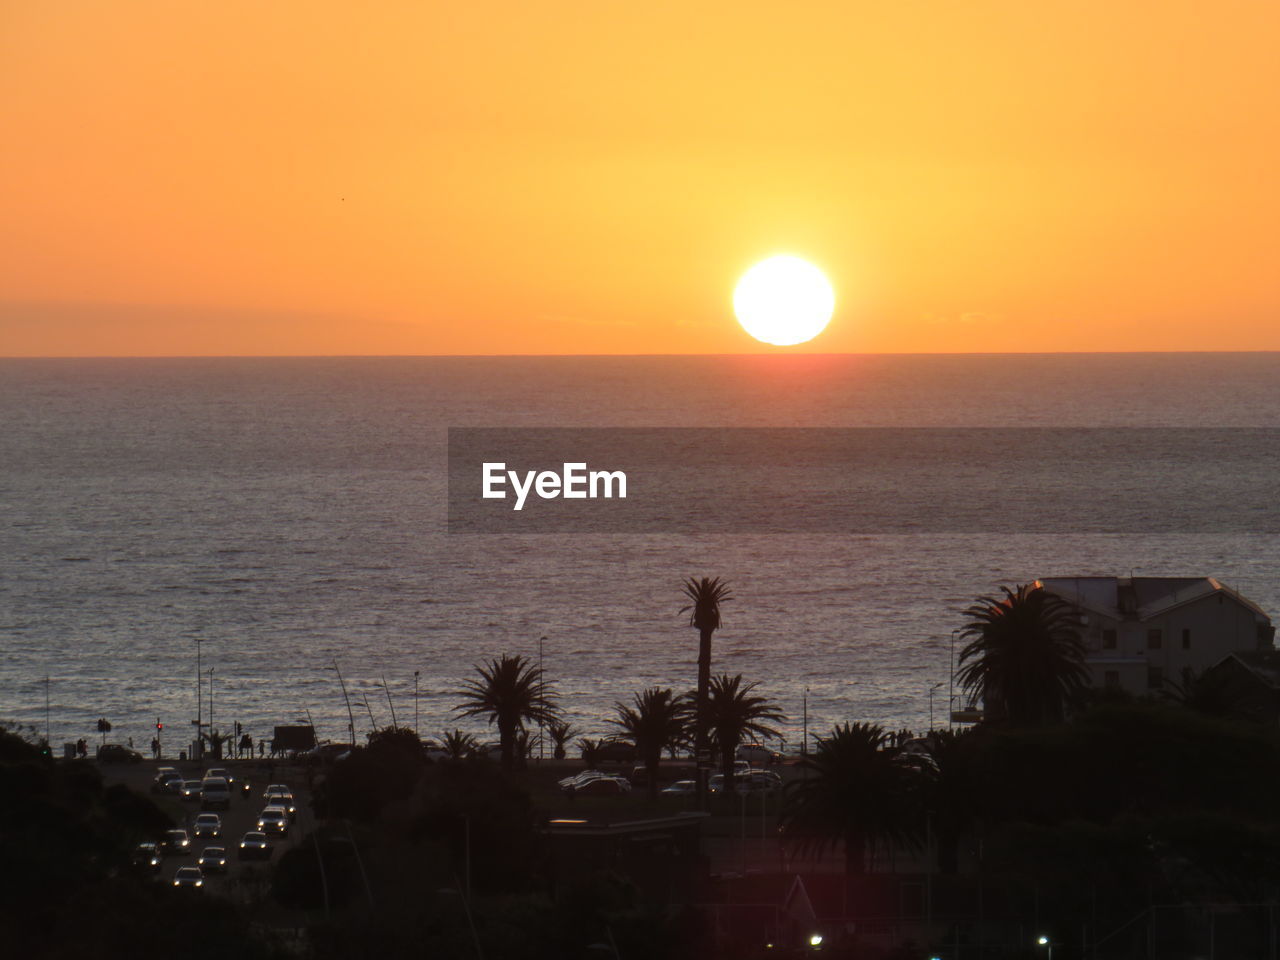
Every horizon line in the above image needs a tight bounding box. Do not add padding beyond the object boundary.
[5,349,1280,361]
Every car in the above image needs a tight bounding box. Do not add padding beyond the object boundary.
[265,790,297,822]
[304,743,351,762]
[572,775,631,797]
[710,770,782,794]
[201,777,231,810]
[257,806,289,836]
[263,783,292,801]
[558,770,608,791]
[173,866,203,888]
[203,767,233,785]
[592,739,637,765]
[193,813,222,838]
[661,779,697,796]
[197,846,228,874]
[156,766,181,781]
[133,841,162,874]
[238,831,272,861]
[161,829,191,855]
[151,774,182,795]
[97,744,143,763]
[736,743,785,765]
[179,780,203,801]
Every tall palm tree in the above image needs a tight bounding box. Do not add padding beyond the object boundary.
[956,583,1087,726]
[681,576,733,807]
[706,674,784,795]
[779,722,920,875]
[610,687,691,802]
[454,654,558,773]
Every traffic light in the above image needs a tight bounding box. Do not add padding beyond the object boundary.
[156,721,163,732]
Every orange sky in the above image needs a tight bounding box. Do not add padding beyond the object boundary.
[2,1,1277,356]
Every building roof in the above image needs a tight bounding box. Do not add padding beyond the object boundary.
[1211,650,1280,689]
[1036,576,1270,623]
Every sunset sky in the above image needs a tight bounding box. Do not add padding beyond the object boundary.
[2,1,1277,356]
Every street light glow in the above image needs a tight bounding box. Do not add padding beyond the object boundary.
[809,933,823,947]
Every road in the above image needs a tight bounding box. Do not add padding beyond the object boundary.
[101,758,316,895]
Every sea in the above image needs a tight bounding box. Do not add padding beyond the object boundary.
[3,353,1279,754]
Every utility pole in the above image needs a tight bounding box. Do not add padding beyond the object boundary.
[209,667,215,742]
[44,676,50,749]
[949,629,959,730]
[194,638,203,758]
[414,670,420,733]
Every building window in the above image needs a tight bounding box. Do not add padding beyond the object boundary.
[1182,628,1191,650]
[1104,670,1120,689]
[1103,629,1117,649]
[1147,628,1163,650]
[1148,665,1163,690]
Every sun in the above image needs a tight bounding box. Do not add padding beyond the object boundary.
[733,255,835,346]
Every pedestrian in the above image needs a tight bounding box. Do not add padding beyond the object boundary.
[258,740,265,758]
[127,737,133,750]
[151,738,160,759]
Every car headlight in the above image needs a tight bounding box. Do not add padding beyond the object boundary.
[239,842,246,847]
[173,881,180,886]
[195,881,202,887]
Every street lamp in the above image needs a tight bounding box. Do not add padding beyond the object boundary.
[1037,935,1052,960]
[538,636,547,762]
[802,686,809,757]
[928,681,943,731]
[414,670,420,734]
[949,629,958,730]
[809,933,823,948]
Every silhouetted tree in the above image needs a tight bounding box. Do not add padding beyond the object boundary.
[681,576,733,808]
[439,728,479,761]
[454,654,558,773]
[547,721,579,760]
[780,722,919,874]
[577,737,603,768]
[956,583,1087,726]
[610,687,691,801]
[705,673,783,795]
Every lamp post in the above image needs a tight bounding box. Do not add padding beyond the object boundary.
[929,682,943,731]
[1037,935,1052,960]
[802,686,809,757]
[44,676,50,749]
[949,629,958,730]
[194,639,203,736]
[414,670,420,734]
[209,667,215,742]
[538,635,547,762]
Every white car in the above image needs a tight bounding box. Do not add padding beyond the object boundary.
[660,779,697,796]
[179,780,203,801]
[257,806,289,836]
[200,777,231,810]
[203,766,233,786]
[736,743,785,765]
[173,866,203,888]
[193,813,222,838]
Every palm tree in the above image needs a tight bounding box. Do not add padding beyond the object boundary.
[779,722,920,875]
[454,654,558,772]
[547,721,579,760]
[681,576,733,808]
[439,728,479,761]
[577,737,603,768]
[706,674,784,795]
[610,687,691,802]
[956,583,1088,726]
[916,728,980,874]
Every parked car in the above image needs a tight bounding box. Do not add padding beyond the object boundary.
[193,813,222,838]
[593,739,637,765]
[257,806,289,836]
[736,743,785,765]
[238,831,272,861]
[97,744,143,763]
[558,770,608,792]
[203,766,234,786]
[201,777,231,810]
[133,841,162,874]
[304,743,351,762]
[197,846,227,874]
[179,780,203,801]
[710,770,782,794]
[660,779,697,796]
[173,866,203,888]
[573,776,632,797]
[161,829,191,855]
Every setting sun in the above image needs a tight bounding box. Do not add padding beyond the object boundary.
[733,255,836,347]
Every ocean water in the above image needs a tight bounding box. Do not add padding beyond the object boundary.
[3,353,1279,752]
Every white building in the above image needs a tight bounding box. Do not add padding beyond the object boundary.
[1035,576,1275,697]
